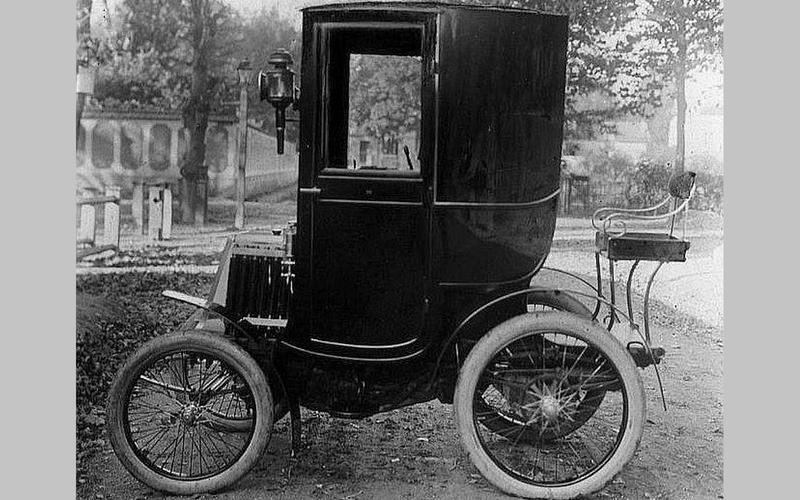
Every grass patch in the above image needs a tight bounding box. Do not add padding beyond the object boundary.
[76,273,215,472]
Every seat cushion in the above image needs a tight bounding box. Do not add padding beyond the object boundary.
[596,231,690,262]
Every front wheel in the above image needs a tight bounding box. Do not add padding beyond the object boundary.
[106,331,273,495]
[454,312,645,499]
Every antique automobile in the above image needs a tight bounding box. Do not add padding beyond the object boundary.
[106,2,697,498]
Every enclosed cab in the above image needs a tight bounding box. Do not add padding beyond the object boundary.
[275,2,569,361]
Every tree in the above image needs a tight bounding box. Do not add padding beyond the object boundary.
[237,6,301,142]
[348,54,422,152]
[91,0,241,225]
[636,0,723,173]
[179,0,240,225]
[459,0,722,171]
[464,0,642,140]
[85,2,301,223]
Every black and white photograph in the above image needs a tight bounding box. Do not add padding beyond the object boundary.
[71,1,724,498]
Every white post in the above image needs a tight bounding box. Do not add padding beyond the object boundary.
[148,185,163,241]
[132,182,144,234]
[79,191,96,245]
[162,184,172,240]
[103,186,121,247]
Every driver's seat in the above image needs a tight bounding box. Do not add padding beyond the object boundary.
[594,171,697,263]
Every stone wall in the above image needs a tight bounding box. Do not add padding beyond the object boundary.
[77,110,298,198]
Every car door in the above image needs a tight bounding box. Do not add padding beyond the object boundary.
[296,15,437,355]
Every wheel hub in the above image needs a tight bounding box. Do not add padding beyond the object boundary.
[539,395,561,421]
[179,403,203,426]
[518,376,582,428]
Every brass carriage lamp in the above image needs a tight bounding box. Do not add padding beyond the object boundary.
[260,49,296,154]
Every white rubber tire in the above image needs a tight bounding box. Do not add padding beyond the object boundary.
[454,311,645,499]
[106,331,273,495]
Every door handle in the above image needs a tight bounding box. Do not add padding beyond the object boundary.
[299,187,322,195]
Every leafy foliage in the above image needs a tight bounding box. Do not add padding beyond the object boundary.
[237,6,302,140]
[75,0,92,61]
[625,159,671,207]
[84,3,300,115]
[348,54,422,144]
[86,0,241,112]
[636,0,723,79]
[586,146,636,182]
[628,0,723,172]
[76,273,214,469]
[692,171,723,213]
[466,0,641,139]
[583,146,637,206]
[464,0,722,146]
[589,153,722,212]
[93,48,191,110]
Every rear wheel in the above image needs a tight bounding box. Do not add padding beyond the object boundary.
[107,331,273,495]
[476,291,603,442]
[455,312,645,499]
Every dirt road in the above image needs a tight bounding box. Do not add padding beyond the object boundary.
[77,227,723,500]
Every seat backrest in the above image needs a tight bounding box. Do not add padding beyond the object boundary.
[668,171,697,200]
[593,168,698,238]
[667,171,697,237]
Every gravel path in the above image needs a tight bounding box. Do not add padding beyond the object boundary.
[76,216,724,500]
[545,238,723,329]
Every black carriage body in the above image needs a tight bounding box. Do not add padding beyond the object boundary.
[220,2,569,414]
[108,5,672,494]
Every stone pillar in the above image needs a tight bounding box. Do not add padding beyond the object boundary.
[170,124,181,170]
[141,123,152,172]
[80,120,97,170]
[132,182,145,234]
[111,121,122,171]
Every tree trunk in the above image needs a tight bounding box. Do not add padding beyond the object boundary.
[674,0,688,174]
[180,0,211,226]
[181,91,209,226]
[645,98,673,159]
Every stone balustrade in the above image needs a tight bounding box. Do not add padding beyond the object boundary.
[77,109,298,198]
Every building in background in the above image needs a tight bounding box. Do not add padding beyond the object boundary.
[77,109,298,198]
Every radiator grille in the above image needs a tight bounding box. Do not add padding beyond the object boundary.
[223,232,294,327]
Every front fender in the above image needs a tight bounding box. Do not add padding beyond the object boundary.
[164,290,290,416]
[163,290,253,342]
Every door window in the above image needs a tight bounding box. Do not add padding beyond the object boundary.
[323,25,424,177]
[347,53,421,172]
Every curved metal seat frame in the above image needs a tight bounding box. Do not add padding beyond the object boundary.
[591,172,697,345]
